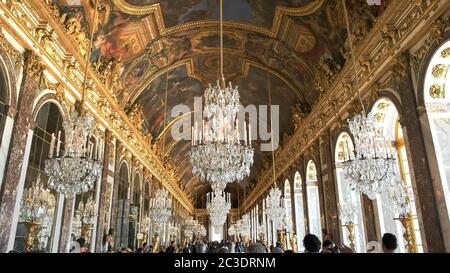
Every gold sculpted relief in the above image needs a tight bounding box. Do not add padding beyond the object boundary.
[430,84,444,99]
[432,64,447,78]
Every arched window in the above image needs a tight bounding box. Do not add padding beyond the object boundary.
[0,65,8,146]
[306,160,322,239]
[293,172,305,249]
[423,41,450,221]
[372,98,423,253]
[116,162,129,248]
[13,102,64,252]
[335,132,366,252]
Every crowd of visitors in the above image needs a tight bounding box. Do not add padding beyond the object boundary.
[66,232,398,254]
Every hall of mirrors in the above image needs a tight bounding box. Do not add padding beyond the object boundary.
[0,0,450,254]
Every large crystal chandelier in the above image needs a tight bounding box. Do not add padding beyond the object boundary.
[342,112,397,200]
[341,0,398,200]
[45,110,102,197]
[265,187,286,231]
[45,0,102,197]
[206,183,231,229]
[149,188,172,232]
[190,0,254,185]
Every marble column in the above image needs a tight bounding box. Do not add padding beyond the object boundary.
[313,141,328,237]
[109,141,122,249]
[95,131,114,252]
[396,53,445,252]
[58,197,74,253]
[320,133,341,243]
[0,51,43,253]
[361,196,379,242]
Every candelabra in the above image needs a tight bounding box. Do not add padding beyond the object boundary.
[78,195,97,243]
[390,180,418,253]
[257,224,266,243]
[20,175,50,252]
[289,233,298,253]
[343,222,356,250]
[277,230,287,251]
[140,216,151,246]
[151,233,160,253]
[339,200,358,250]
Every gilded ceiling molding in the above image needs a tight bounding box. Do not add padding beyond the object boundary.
[241,0,450,211]
[1,0,194,213]
[113,0,324,38]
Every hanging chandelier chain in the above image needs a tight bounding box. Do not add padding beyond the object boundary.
[220,0,225,87]
[342,0,365,113]
[268,71,276,188]
[162,70,169,160]
[81,0,99,107]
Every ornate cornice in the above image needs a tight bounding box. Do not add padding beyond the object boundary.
[241,0,450,211]
[0,0,193,213]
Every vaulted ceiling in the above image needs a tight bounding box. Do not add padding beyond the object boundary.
[53,0,386,206]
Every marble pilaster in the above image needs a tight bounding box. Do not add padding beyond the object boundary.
[0,51,42,253]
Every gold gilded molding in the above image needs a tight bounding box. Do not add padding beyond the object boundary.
[113,0,324,38]
[441,48,450,58]
[430,84,444,99]
[432,64,447,78]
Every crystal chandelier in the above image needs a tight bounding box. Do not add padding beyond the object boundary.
[45,0,102,197]
[340,0,398,200]
[45,109,103,197]
[183,217,198,241]
[389,177,410,216]
[190,0,254,185]
[194,222,207,239]
[20,175,50,223]
[235,214,251,238]
[149,188,172,233]
[342,112,398,200]
[265,187,287,231]
[206,183,231,229]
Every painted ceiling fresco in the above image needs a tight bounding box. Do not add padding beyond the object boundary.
[52,0,388,203]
